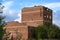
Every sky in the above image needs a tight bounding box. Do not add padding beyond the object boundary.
[1,0,60,26]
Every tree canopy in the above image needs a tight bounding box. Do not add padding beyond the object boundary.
[35,25,60,40]
[0,16,6,40]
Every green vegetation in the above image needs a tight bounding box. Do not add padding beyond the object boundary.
[0,16,6,40]
[35,25,60,40]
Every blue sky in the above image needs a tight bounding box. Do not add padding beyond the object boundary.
[2,0,60,26]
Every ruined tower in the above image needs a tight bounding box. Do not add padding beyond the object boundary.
[22,6,52,27]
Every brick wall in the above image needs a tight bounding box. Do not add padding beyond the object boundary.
[4,6,52,40]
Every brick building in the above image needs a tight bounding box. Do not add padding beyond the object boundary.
[4,6,52,40]
[22,6,52,26]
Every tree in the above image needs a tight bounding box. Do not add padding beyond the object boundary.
[49,25,60,39]
[35,24,60,40]
[48,25,60,39]
[0,1,5,40]
[35,25,48,40]
[0,16,6,40]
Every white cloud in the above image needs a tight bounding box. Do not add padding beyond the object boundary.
[3,1,13,8]
[53,20,60,26]
[3,1,14,15]
[2,1,20,22]
[43,2,60,12]
[14,11,21,23]
[43,2,60,8]
[20,2,60,12]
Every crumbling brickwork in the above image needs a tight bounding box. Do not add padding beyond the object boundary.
[4,6,52,40]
